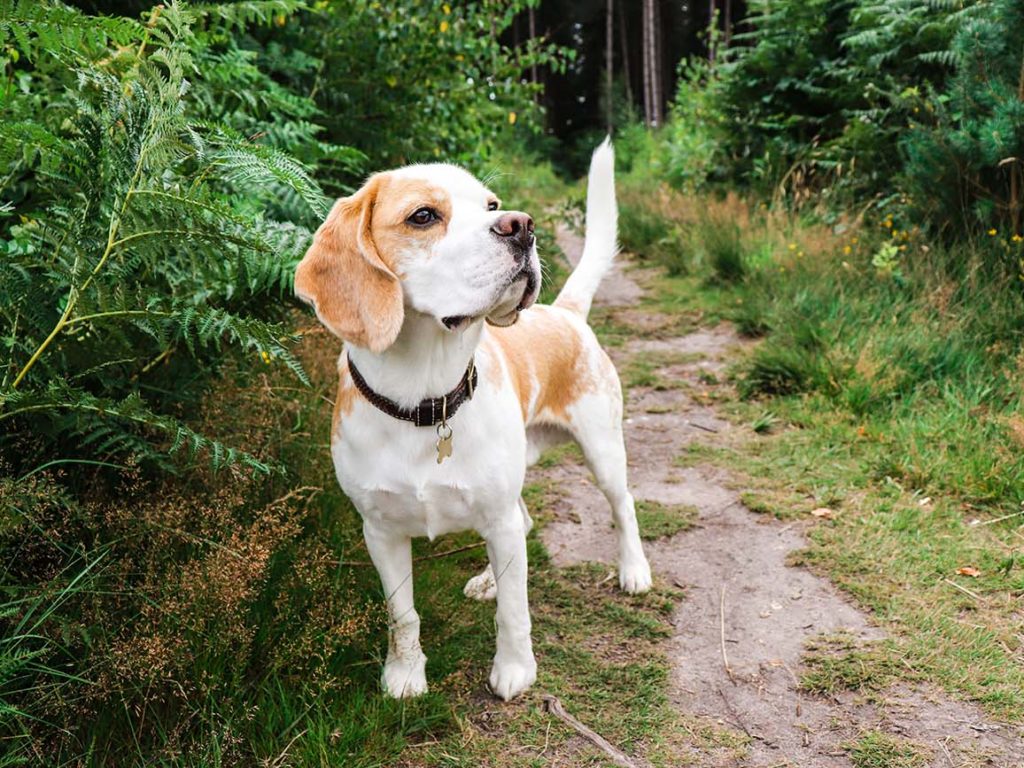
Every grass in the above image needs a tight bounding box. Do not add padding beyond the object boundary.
[800,633,907,695]
[845,731,928,768]
[619,182,1024,724]
[635,499,699,540]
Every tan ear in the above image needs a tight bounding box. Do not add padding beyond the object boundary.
[294,174,403,353]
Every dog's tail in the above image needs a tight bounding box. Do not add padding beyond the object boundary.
[554,137,618,319]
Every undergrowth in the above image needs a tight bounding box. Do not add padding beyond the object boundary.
[620,178,1024,721]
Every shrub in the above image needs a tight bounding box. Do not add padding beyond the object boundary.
[0,1,339,475]
[289,0,567,167]
[900,0,1024,240]
[661,56,726,191]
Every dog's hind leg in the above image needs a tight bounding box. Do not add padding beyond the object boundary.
[364,521,428,698]
[464,498,532,602]
[568,395,653,594]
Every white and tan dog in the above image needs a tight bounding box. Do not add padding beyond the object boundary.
[295,140,651,701]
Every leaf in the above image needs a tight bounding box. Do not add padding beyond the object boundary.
[811,507,836,519]
[956,566,981,578]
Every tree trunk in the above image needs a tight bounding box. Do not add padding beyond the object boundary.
[617,0,633,109]
[642,0,652,126]
[709,0,716,64]
[606,0,614,132]
[528,6,538,88]
[644,0,661,127]
[653,0,662,126]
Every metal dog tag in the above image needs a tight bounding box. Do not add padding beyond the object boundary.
[436,423,453,464]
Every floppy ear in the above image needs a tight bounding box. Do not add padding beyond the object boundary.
[294,174,404,353]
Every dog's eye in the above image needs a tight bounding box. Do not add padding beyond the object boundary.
[487,200,500,211]
[408,207,439,227]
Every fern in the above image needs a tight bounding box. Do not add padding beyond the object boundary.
[0,0,345,476]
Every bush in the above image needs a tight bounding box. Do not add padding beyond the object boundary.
[661,57,726,191]
[900,0,1024,239]
[291,0,566,167]
[0,2,333,475]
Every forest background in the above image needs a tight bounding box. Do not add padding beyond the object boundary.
[2,0,1023,764]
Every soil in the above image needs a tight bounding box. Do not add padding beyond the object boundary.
[538,228,1024,767]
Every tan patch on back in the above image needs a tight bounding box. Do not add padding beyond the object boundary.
[488,307,597,424]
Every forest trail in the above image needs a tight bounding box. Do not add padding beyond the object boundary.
[537,226,1024,767]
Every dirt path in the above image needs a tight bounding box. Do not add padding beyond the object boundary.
[540,227,1024,767]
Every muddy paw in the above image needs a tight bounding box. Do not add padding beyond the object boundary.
[382,652,428,698]
[488,655,537,701]
[463,565,497,601]
[619,559,653,594]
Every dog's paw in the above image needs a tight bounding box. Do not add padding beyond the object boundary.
[382,652,428,699]
[463,566,497,601]
[619,558,653,594]
[488,655,537,701]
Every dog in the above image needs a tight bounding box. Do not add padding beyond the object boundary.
[294,139,652,701]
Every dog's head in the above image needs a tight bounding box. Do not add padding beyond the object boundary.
[294,164,540,352]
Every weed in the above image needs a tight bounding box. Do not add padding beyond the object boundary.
[700,216,746,284]
[750,410,779,433]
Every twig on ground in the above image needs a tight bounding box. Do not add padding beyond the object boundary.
[716,686,772,745]
[942,577,983,601]
[542,695,644,768]
[689,420,719,433]
[720,583,736,683]
[969,510,1024,526]
[415,541,487,561]
[338,541,487,568]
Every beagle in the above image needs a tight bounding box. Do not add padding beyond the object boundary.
[294,140,652,701]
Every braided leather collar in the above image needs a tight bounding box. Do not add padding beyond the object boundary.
[346,356,478,428]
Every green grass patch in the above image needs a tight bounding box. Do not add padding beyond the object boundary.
[635,499,699,540]
[845,731,928,768]
[800,633,907,695]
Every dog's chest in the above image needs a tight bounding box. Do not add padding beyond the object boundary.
[332,397,526,539]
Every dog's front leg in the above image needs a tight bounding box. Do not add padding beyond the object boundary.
[363,521,428,698]
[484,515,537,700]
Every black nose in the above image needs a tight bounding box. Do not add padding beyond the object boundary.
[490,212,534,251]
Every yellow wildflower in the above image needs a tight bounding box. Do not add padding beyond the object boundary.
[988,228,997,236]
[1012,234,1023,243]
[843,245,852,255]
[851,237,858,244]
[788,243,797,251]
[439,20,449,33]
[260,351,271,364]
[508,111,517,125]
[443,3,451,12]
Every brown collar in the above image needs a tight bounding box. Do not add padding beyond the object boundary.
[346,356,478,428]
